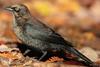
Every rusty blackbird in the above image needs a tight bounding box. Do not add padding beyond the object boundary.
[6,4,94,66]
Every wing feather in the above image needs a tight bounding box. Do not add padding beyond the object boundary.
[24,18,73,47]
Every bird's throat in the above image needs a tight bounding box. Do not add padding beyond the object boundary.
[13,12,28,27]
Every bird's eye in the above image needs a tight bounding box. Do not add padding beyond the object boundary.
[14,7,20,12]
[11,7,20,12]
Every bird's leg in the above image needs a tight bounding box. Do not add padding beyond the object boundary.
[23,49,31,56]
[39,51,47,61]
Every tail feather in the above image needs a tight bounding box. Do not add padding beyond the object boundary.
[65,47,94,65]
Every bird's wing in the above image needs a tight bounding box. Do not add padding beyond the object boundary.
[25,19,73,47]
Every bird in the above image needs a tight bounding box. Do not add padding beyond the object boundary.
[5,4,95,66]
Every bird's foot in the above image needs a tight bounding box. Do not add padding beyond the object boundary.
[39,51,47,61]
[23,49,31,56]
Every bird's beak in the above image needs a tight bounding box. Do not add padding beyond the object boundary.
[5,7,13,11]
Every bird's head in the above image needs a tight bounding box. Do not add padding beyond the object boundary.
[5,4,30,16]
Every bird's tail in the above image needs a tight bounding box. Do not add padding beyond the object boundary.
[65,47,94,66]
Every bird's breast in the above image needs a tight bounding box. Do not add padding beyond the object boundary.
[13,25,25,41]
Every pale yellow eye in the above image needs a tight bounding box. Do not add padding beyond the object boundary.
[15,7,20,11]
[11,5,20,11]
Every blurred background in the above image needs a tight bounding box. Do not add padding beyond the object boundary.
[0,0,100,62]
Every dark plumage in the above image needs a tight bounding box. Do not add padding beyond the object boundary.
[6,4,94,66]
